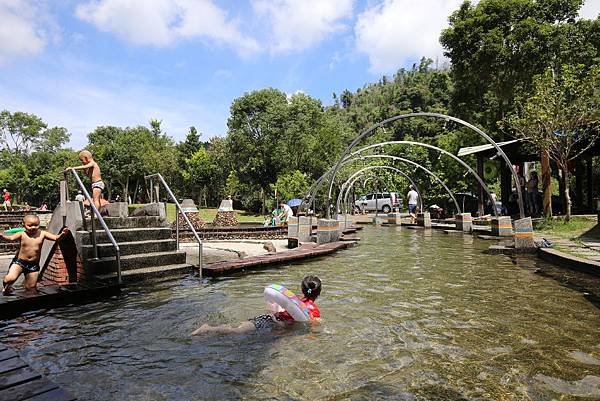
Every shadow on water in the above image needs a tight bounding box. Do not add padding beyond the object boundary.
[509,254,600,309]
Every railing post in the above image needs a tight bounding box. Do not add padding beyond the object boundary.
[60,180,68,227]
[90,207,98,260]
[175,208,180,250]
[198,242,202,276]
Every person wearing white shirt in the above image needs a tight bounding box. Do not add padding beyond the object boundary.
[406,185,419,223]
[279,202,294,225]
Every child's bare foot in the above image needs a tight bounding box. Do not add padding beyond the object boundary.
[191,324,212,336]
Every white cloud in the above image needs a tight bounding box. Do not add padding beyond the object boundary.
[0,0,56,64]
[580,0,600,19]
[355,0,464,74]
[252,0,354,53]
[76,0,259,55]
[0,69,227,149]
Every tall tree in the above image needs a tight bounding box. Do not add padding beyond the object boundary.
[506,64,600,220]
[440,0,598,132]
[0,110,70,154]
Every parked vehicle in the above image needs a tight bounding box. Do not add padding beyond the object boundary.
[354,192,401,213]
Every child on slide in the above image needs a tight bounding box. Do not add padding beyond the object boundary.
[191,275,321,335]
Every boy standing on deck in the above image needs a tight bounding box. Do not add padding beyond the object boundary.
[66,150,104,211]
[1,215,69,294]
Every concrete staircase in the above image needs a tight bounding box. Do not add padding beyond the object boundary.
[78,215,194,283]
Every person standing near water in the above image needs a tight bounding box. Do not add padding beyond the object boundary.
[406,185,419,224]
[1,215,69,294]
[66,150,104,212]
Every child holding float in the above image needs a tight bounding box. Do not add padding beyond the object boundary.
[1,215,69,295]
[191,275,321,335]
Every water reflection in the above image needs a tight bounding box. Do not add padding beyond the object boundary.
[0,227,599,400]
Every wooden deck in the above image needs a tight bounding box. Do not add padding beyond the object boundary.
[0,282,121,320]
[0,346,75,401]
[202,240,357,276]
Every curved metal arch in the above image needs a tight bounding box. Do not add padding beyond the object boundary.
[302,151,460,216]
[336,166,423,214]
[345,173,388,215]
[352,155,461,214]
[325,112,525,218]
[335,140,499,217]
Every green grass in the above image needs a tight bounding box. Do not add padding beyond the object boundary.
[129,203,264,224]
[534,216,600,240]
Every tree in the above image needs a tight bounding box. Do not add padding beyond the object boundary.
[506,64,600,220]
[440,0,599,132]
[270,170,310,204]
[88,123,176,202]
[182,147,219,207]
[227,89,289,214]
[0,110,70,154]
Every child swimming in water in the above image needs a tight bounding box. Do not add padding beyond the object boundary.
[191,275,321,335]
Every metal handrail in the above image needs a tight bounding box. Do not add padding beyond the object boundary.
[144,173,203,275]
[64,169,121,284]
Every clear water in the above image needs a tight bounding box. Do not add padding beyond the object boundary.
[2,227,600,400]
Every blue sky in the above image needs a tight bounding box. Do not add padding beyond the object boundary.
[1,0,599,150]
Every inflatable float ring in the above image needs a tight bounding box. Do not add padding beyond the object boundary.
[3,227,25,234]
[263,284,311,322]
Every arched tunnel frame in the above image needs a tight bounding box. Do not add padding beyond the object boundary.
[325,113,525,218]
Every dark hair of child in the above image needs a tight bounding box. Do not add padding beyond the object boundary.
[301,275,321,300]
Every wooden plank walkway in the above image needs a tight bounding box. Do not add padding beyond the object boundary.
[0,346,75,401]
[0,282,121,320]
[203,240,356,276]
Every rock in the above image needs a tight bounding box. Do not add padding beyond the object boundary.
[212,211,238,227]
[132,202,166,218]
[263,241,276,253]
[172,212,205,230]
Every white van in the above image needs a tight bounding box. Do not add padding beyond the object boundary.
[355,192,401,213]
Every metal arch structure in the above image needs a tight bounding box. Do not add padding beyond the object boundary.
[325,113,525,218]
[334,140,499,217]
[352,155,462,214]
[301,150,462,217]
[347,173,389,216]
[336,165,423,215]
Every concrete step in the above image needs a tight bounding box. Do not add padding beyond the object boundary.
[88,250,187,274]
[77,227,172,244]
[95,263,196,283]
[81,239,177,258]
[84,216,170,230]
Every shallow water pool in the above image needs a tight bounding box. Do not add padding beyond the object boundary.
[2,226,600,400]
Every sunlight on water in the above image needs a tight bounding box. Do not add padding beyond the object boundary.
[1,226,600,400]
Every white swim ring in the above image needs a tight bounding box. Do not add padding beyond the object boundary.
[263,284,311,322]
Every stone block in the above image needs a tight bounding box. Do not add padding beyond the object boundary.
[132,202,166,219]
[491,216,513,236]
[384,213,402,225]
[317,219,340,245]
[455,213,473,232]
[417,212,431,228]
[180,199,198,213]
[104,202,128,218]
[337,214,349,230]
[288,216,312,245]
[514,217,535,248]
[218,198,233,212]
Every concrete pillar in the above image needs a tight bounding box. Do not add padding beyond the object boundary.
[104,202,129,218]
[337,214,349,230]
[384,213,402,225]
[288,216,312,247]
[416,212,431,228]
[491,216,513,236]
[454,213,473,232]
[317,219,341,245]
[514,217,535,248]
[288,217,299,248]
